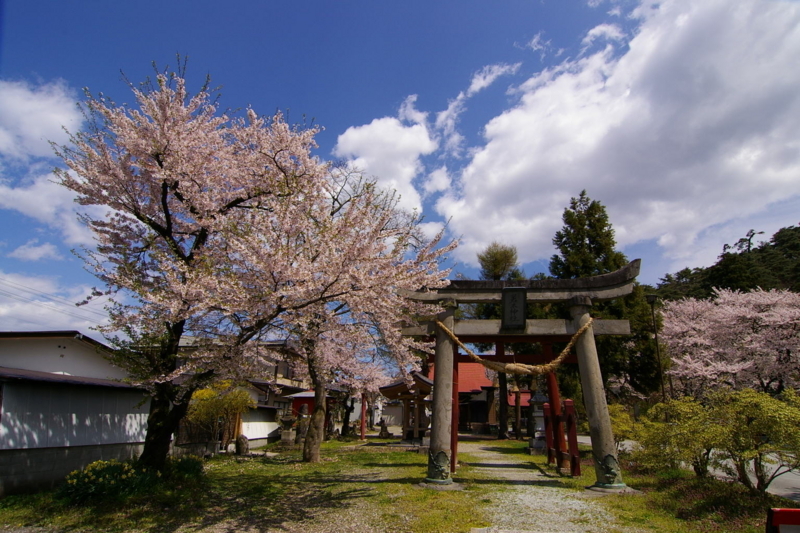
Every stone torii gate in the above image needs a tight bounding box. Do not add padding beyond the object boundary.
[401,259,641,491]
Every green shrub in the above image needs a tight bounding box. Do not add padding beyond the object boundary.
[166,455,204,480]
[607,403,635,454]
[632,391,800,492]
[709,389,800,493]
[58,459,161,504]
[631,398,719,477]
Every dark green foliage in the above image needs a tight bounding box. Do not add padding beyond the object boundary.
[655,267,708,301]
[596,283,664,396]
[658,225,800,299]
[549,190,627,279]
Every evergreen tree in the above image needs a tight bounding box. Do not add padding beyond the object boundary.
[549,191,662,397]
[655,267,707,301]
[549,190,627,279]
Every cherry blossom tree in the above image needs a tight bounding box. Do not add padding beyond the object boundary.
[661,289,800,397]
[54,72,454,469]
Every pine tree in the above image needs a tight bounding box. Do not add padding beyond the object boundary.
[549,191,662,397]
[549,190,627,279]
[478,242,524,281]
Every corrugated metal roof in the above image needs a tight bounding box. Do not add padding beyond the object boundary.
[0,365,141,389]
[0,330,111,352]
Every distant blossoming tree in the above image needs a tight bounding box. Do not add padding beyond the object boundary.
[55,71,454,469]
[661,288,800,397]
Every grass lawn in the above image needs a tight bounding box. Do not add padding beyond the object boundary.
[0,438,797,532]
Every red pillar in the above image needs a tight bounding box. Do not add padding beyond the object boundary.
[360,393,367,440]
[451,352,460,473]
[544,343,569,470]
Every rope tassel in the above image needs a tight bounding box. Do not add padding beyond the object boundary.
[434,317,594,375]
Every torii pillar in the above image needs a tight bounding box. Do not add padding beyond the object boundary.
[570,296,625,489]
[425,300,455,484]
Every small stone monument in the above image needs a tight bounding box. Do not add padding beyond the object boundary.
[295,404,310,445]
[235,434,250,455]
[280,414,296,445]
[378,418,392,438]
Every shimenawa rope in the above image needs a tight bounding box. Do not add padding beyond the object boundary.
[433,317,594,375]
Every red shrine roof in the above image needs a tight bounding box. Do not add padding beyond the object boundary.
[428,362,494,394]
[458,362,494,393]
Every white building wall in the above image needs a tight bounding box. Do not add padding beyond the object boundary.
[0,382,150,450]
[0,337,127,380]
[240,407,278,440]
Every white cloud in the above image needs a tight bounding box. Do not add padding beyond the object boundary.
[466,63,521,97]
[0,270,110,332]
[527,32,553,61]
[435,63,522,157]
[423,166,451,195]
[580,23,625,53]
[8,239,63,261]
[435,98,467,157]
[333,115,437,212]
[437,0,800,275]
[398,95,428,125]
[0,172,98,245]
[418,221,446,242]
[0,80,82,160]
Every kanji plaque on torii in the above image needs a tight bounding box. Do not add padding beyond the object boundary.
[401,259,641,491]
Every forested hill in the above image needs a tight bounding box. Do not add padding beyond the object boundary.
[657,225,800,300]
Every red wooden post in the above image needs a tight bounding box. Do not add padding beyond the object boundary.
[544,345,569,470]
[451,352,460,473]
[564,399,581,477]
[543,402,555,464]
[360,393,367,440]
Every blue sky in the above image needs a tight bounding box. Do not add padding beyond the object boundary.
[1,0,800,333]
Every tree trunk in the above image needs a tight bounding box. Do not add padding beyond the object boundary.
[368,398,375,430]
[341,397,355,437]
[692,448,712,477]
[732,456,755,491]
[754,454,769,493]
[137,384,191,471]
[303,369,327,462]
[498,373,509,439]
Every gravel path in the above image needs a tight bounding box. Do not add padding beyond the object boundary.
[458,441,641,533]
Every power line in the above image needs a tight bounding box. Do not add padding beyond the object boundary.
[0,288,107,324]
[0,277,108,318]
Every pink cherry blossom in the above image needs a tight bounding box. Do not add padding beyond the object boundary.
[54,73,456,467]
[662,288,800,396]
